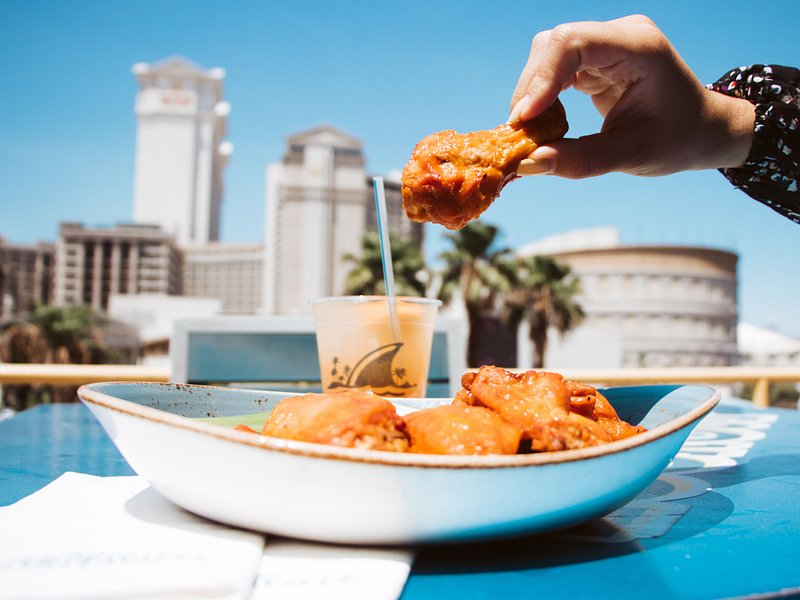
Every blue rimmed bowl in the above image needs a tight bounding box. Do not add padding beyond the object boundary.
[78,382,719,544]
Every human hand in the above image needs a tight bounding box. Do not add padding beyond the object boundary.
[510,15,754,178]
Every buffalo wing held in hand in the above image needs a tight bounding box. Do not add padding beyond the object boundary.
[401,100,568,230]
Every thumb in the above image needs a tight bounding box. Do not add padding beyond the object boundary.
[529,131,635,179]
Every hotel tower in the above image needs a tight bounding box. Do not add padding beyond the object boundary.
[131,57,233,245]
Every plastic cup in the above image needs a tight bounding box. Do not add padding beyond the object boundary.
[311,296,441,398]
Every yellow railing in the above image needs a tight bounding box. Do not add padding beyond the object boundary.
[0,364,169,386]
[1,364,799,408]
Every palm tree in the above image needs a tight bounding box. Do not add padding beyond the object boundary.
[0,304,113,409]
[343,231,428,297]
[438,221,518,367]
[26,304,110,364]
[507,255,585,368]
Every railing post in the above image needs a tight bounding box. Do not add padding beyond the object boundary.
[753,377,770,408]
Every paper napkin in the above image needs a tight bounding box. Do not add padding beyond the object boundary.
[0,473,413,600]
[0,473,264,600]
[252,540,413,600]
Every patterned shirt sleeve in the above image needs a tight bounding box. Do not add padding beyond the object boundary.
[707,65,800,224]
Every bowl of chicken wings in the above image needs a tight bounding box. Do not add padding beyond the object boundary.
[78,367,719,544]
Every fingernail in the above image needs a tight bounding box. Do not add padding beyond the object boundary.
[508,94,531,124]
[517,158,551,176]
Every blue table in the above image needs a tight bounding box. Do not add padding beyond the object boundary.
[2,400,799,599]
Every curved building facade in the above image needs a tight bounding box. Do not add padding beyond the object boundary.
[517,229,738,368]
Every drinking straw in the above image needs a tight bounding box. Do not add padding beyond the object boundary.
[373,176,400,340]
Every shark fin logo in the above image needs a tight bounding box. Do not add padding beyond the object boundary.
[327,342,416,397]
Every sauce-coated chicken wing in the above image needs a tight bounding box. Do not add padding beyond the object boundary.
[401,100,568,230]
[405,404,521,455]
[261,390,409,452]
[567,380,648,440]
[457,366,647,452]
[458,366,608,451]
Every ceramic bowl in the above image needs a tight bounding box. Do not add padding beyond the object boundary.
[78,382,719,544]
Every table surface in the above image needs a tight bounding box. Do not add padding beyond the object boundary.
[1,399,799,600]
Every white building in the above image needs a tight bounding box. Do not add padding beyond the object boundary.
[54,223,182,312]
[262,125,422,314]
[738,322,800,366]
[108,293,223,367]
[182,242,263,314]
[517,228,739,369]
[132,57,233,245]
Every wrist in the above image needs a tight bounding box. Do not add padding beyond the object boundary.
[705,64,800,224]
[703,89,755,169]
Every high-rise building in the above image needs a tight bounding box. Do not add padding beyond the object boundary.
[0,238,55,318]
[132,57,233,245]
[182,242,263,314]
[263,125,423,314]
[55,223,181,312]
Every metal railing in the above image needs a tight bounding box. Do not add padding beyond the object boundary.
[1,363,799,408]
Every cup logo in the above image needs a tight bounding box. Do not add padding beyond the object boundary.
[327,342,417,397]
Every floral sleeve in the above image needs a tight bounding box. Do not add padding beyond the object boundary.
[708,65,800,224]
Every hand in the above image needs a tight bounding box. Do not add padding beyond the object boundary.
[510,15,755,178]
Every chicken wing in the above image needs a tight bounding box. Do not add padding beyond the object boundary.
[260,391,409,452]
[401,100,568,230]
[567,380,648,441]
[405,404,521,455]
[459,366,612,452]
[592,391,648,441]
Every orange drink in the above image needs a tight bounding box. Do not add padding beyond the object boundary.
[311,296,441,398]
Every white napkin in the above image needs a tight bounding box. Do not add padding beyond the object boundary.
[252,541,413,600]
[0,473,413,600]
[0,473,264,600]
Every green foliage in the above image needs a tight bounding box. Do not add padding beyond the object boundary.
[334,221,588,369]
[0,304,115,409]
[437,222,585,368]
[507,255,585,368]
[437,221,514,309]
[437,222,519,366]
[343,231,428,297]
[28,304,110,362]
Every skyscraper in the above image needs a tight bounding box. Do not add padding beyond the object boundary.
[131,57,233,245]
[262,125,423,314]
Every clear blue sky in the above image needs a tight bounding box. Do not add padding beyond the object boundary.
[1,1,799,334]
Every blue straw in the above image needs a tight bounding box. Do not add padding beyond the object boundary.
[373,176,399,340]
